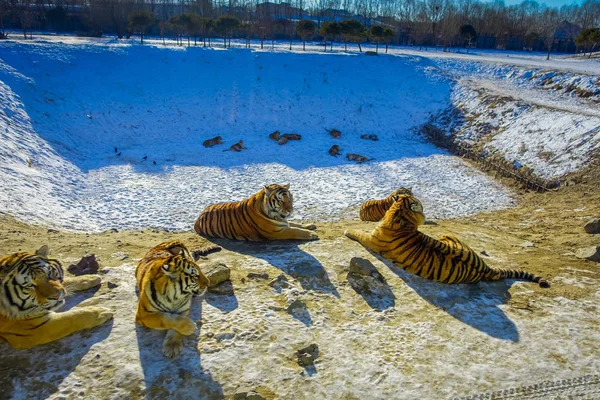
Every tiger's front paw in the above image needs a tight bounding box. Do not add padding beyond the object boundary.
[344,230,355,240]
[82,306,114,327]
[163,330,183,358]
[177,318,197,336]
[309,232,319,240]
[304,224,317,231]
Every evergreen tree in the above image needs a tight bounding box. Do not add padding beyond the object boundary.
[129,11,154,45]
[383,27,394,53]
[296,19,316,51]
[319,21,340,51]
[370,25,384,53]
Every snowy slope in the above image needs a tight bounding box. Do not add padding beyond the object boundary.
[0,40,514,232]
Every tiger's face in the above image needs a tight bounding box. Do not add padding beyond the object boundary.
[161,256,210,296]
[0,253,66,318]
[263,184,293,221]
[383,194,425,230]
[389,187,413,198]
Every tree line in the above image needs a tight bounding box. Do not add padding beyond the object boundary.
[1,0,599,56]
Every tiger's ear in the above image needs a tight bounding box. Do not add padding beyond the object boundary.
[35,245,49,257]
[282,183,290,189]
[263,185,272,196]
[392,195,399,202]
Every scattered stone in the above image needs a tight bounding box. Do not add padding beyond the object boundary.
[107,282,118,289]
[423,220,439,226]
[349,257,381,277]
[247,272,269,280]
[199,262,230,287]
[575,246,600,263]
[47,228,59,233]
[112,252,128,260]
[233,388,265,400]
[68,254,100,276]
[584,218,600,234]
[365,51,379,56]
[208,280,234,295]
[215,331,235,342]
[268,274,290,289]
[268,305,286,312]
[286,299,306,314]
[517,241,536,248]
[296,343,319,367]
[480,250,489,257]
[105,228,118,233]
[100,268,110,274]
[205,332,214,338]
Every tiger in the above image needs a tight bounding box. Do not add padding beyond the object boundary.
[282,133,302,140]
[345,194,550,288]
[0,246,112,349]
[329,145,341,157]
[194,184,318,241]
[346,153,374,163]
[269,130,281,141]
[326,128,341,138]
[203,136,223,148]
[135,240,211,358]
[359,187,414,222]
[223,140,247,152]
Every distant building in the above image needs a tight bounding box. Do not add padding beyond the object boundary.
[256,2,303,21]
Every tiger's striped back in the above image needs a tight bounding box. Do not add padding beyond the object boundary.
[348,194,549,288]
[359,187,413,222]
[194,184,294,241]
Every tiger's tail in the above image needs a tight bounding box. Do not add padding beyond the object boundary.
[486,267,550,288]
[192,244,222,260]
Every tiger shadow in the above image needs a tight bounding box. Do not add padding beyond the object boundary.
[212,239,340,299]
[135,297,224,399]
[366,251,520,342]
[0,319,113,399]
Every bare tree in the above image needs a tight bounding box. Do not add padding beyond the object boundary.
[537,7,560,60]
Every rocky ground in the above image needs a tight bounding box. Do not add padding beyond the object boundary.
[0,160,599,399]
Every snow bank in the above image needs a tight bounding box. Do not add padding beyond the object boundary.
[0,41,513,231]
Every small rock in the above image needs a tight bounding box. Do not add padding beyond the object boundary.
[298,354,314,366]
[47,228,59,233]
[208,281,234,295]
[215,331,235,342]
[423,220,438,226]
[575,246,600,262]
[107,282,118,289]
[268,274,289,288]
[68,254,100,276]
[584,218,600,234]
[268,305,286,312]
[480,250,489,257]
[233,389,264,400]
[296,343,319,366]
[349,257,382,279]
[286,299,306,314]
[518,241,535,248]
[100,268,110,274]
[247,272,269,280]
[365,51,379,56]
[200,262,230,287]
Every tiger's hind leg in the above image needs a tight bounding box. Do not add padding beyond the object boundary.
[1,307,113,349]
[271,227,319,240]
[289,222,317,231]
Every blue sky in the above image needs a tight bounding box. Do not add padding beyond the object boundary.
[489,0,583,7]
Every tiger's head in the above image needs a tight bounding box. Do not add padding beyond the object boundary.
[0,246,66,319]
[381,194,425,230]
[159,253,210,296]
[262,184,293,221]
[388,187,413,199]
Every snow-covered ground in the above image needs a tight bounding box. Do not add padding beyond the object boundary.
[0,38,517,232]
[1,36,598,231]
